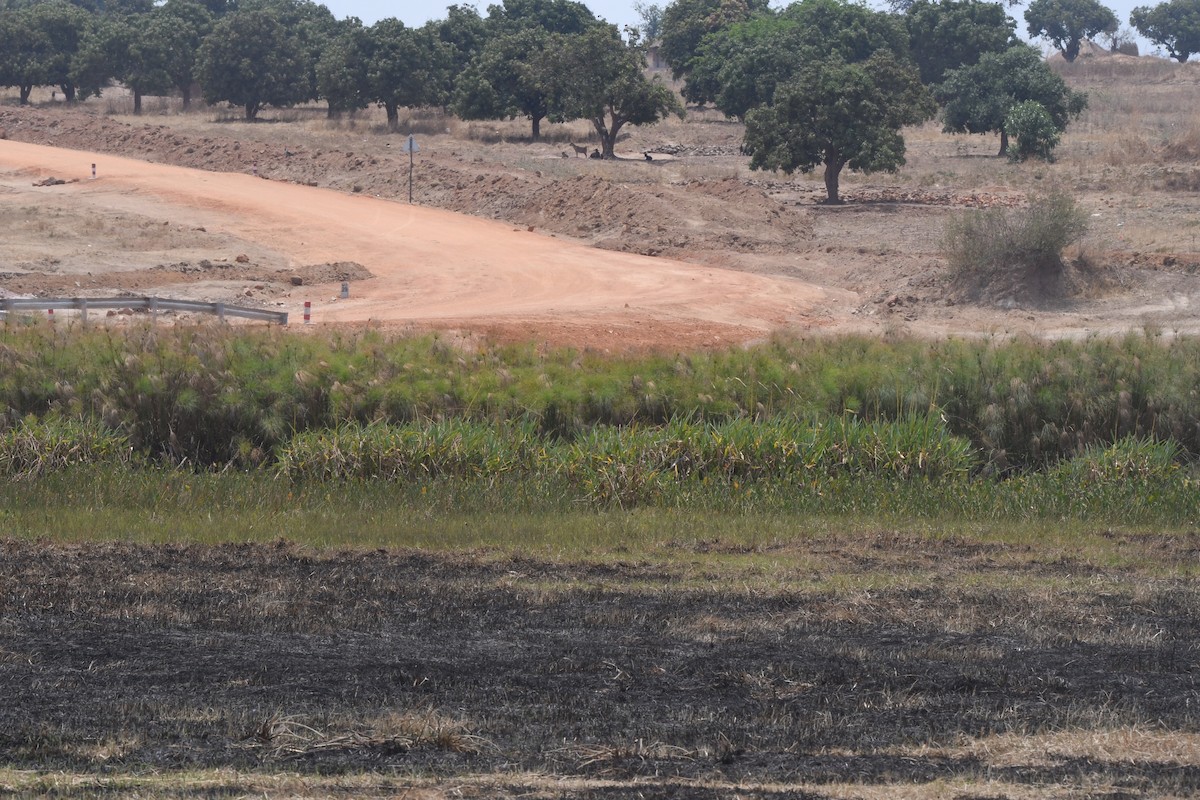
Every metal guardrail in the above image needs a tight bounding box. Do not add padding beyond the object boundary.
[0,296,288,325]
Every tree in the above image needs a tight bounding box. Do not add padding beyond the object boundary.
[436,3,489,75]
[743,51,935,204]
[687,0,911,119]
[453,26,557,139]
[240,0,339,105]
[938,43,1087,155]
[1025,0,1118,62]
[659,0,770,81]
[366,18,453,129]
[1131,0,1200,62]
[0,1,93,103]
[155,0,214,108]
[633,2,664,41]
[452,0,604,139]
[904,0,1017,85]
[485,0,598,35]
[72,12,183,111]
[1004,100,1061,161]
[317,18,371,115]
[0,8,36,103]
[196,8,308,120]
[539,25,684,157]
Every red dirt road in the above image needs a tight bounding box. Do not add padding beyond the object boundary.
[0,140,849,348]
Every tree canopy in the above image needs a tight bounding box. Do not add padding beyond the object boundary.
[0,1,93,103]
[938,43,1087,155]
[686,0,911,118]
[904,0,1017,85]
[486,0,598,35]
[453,26,558,139]
[743,51,935,204]
[156,0,215,108]
[70,12,175,110]
[1131,0,1200,62]
[366,18,453,129]
[539,25,683,156]
[1024,0,1118,61]
[196,7,308,119]
[659,0,770,81]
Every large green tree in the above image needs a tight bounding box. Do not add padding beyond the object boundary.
[453,26,557,139]
[316,17,371,115]
[904,0,1017,85]
[539,25,684,157]
[240,0,338,105]
[1025,0,1118,61]
[938,43,1087,155]
[366,18,453,129]
[633,1,664,40]
[688,0,911,119]
[196,8,308,120]
[1131,0,1200,62]
[659,0,770,82]
[0,8,35,103]
[485,0,598,34]
[156,0,215,108]
[743,51,935,204]
[0,1,93,103]
[436,3,489,74]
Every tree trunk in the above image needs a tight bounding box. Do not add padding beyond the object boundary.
[385,102,399,130]
[822,154,845,205]
[181,84,192,109]
[998,129,1009,157]
[245,101,259,121]
[133,89,142,115]
[594,114,623,158]
[531,114,542,141]
[19,85,31,105]
[61,84,76,102]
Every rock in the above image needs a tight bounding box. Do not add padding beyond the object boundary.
[290,276,303,286]
[235,254,250,263]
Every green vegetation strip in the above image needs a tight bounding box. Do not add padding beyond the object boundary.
[3,325,1200,469]
[2,326,1199,527]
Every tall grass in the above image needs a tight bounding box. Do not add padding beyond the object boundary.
[3,325,1200,474]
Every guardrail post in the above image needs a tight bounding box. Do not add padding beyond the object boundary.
[216,303,225,323]
[78,298,88,326]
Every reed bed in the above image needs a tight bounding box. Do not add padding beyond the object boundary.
[3,324,1200,478]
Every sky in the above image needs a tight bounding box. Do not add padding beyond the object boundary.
[317,1,1168,59]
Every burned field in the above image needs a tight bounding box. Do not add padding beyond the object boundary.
[2,534,1199,798]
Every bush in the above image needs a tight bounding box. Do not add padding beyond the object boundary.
[0,416,131,478]
[1004,100,1061,162]
[943,190,1089,300]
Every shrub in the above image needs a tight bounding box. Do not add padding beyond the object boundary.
[0,416,131,478]
[943,190,1089,301]
[1004,100,1061,162]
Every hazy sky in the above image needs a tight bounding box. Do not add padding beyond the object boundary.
[317,1,1171,59]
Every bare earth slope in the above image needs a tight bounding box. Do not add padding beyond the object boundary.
[0,138,846,349]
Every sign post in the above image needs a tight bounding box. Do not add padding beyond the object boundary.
[402,134,418,203]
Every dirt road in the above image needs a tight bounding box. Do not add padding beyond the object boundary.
[0,140,850,348]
